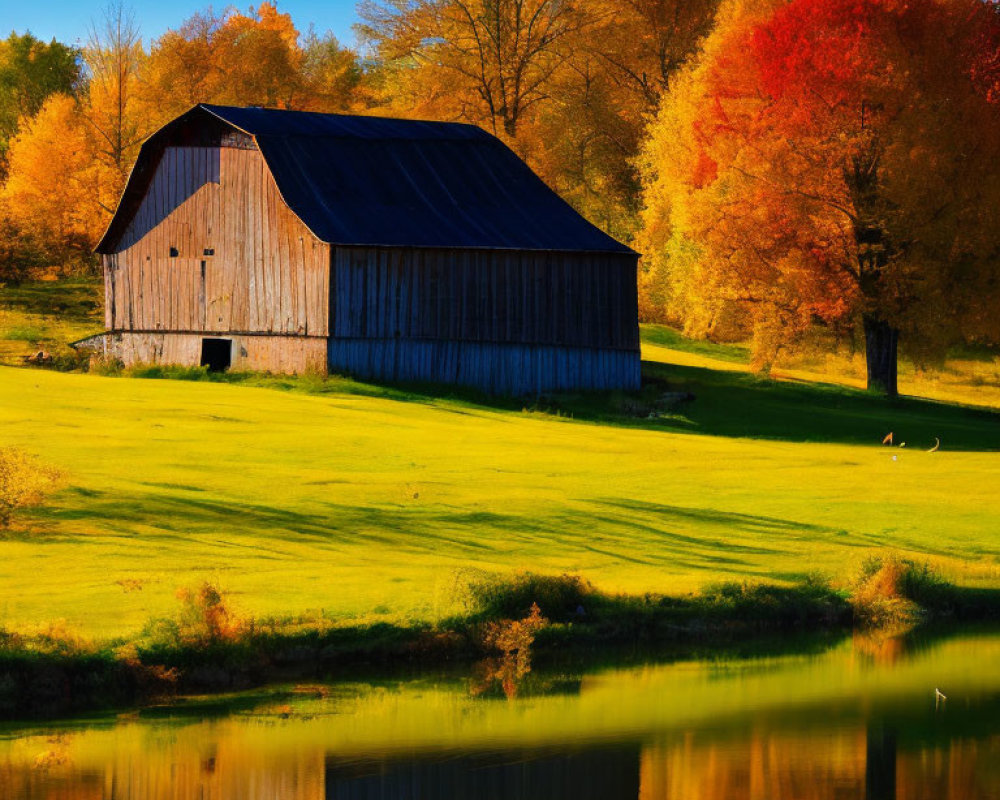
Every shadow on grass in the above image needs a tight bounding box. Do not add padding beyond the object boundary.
[0,279,102,327]
[30,489,843,569]
[637,360,1000,451]
[28,486,966,588]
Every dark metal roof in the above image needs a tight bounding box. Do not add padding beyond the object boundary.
[96,104,636,255]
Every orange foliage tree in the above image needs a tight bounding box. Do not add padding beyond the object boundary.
[138,3,359,117]
[640,0,1000,393]
[82,1,145,201]
[533,0,720,237]
[1,94,107,266]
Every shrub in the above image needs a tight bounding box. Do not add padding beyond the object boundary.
[474,603,549,699]
[0,626,22,651]
[456,570,594,622]
[173,582,244,646]
[850,553,952,627]
[0,447,62,528]
[481,603,549,658]
[695,576,849,628]
[88,355,123,376]
[127,364,212,381]
[31,619,90,656]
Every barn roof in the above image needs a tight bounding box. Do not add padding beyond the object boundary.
[96,104,636,255]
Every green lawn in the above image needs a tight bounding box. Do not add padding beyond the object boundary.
[0,330,998,640]
[0,278,102,365]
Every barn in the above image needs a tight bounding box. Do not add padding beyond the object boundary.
[89,104,640,395]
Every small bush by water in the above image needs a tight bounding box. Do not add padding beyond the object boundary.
[457,570,594,622]
[849,553,953,627]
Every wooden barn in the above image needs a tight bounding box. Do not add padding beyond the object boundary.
[89,104,640,394]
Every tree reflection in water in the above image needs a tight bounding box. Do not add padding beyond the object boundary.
[3,727,998,800]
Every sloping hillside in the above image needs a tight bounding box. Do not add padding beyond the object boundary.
[0,349,998,639]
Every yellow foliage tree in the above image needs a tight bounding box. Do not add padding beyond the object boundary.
[2,94,107,260]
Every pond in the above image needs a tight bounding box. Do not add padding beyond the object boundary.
[1,629,998,799]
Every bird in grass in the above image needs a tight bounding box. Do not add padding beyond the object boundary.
[935,688,948,708]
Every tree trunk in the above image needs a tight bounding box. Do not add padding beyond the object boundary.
[864,314,898,397]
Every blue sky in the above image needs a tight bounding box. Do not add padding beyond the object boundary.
[5,0,362,49]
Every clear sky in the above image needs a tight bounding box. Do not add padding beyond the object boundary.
[4,0,362,49]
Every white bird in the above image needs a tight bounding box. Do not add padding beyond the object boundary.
[935,688,948,708]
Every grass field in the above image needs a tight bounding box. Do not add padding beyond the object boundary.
[0,280,999,641]
[0,278,102,366]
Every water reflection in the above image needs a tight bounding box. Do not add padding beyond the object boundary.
[1,631,998,799]
[326,748,640,799]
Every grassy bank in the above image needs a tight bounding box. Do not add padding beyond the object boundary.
[2,566,998,718]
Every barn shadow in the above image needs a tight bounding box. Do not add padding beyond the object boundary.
[331,357,1000,452]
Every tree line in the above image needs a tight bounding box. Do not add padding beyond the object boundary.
[2,0,999,394]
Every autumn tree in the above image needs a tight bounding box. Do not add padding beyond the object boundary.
[526,0,721,240]
[82,0,144,194]
[358,0,587,139]
[0,2,145,270]
[140,4,361,118]
[639,0,1000,395]
[0,33,80,173]
[135,11,220,118]
[203,2,304,108]
[525,53,642,238]
[299,28,363,112]
[588,0,720,115]
[1,4,141,271]
[1,93,106,267]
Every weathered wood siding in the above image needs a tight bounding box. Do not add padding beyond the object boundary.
[104,145,329,338]
[328,339,639,394]
[328,246,640,394]
[106,332,327,374]
[330,247,638,350]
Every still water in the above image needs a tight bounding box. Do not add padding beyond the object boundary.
[1,630,998,799]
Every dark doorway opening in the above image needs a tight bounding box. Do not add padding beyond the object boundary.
[200,338,232,372]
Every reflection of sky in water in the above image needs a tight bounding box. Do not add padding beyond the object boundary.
[1,631,999,799]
